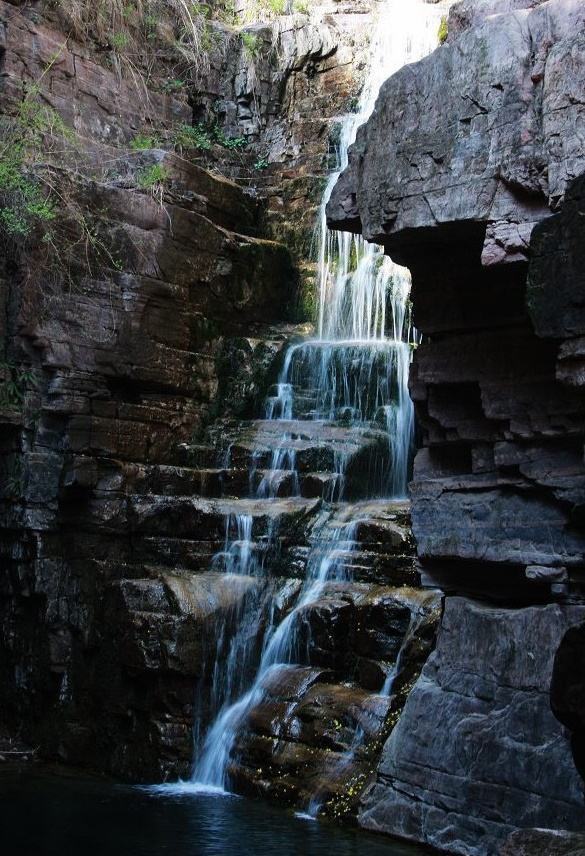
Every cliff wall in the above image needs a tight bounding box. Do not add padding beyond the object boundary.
[328,1,585,853]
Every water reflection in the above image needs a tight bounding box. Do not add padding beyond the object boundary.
[0,767,427,856]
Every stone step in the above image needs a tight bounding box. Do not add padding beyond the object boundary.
[186,467,340,500]
[176,443,218,468]
[222,420,391,484]
[128,495,322,541]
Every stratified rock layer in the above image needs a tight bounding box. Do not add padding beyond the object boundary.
[500,828,585,856]
[328,0,585,266]
[361,599,585,855]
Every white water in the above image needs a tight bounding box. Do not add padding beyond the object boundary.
[190,0,444,799]
[266,0,444,500]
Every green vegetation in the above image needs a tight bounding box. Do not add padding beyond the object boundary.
[137,163,169,190]
[0,58,123,289]
[266,0,286,13]
[241,31,261,58]
[254,157,269,171]
[213,126,248,150]
[0,84,70,244]
[0,362,34,410]
[53,0,223,85]
[171,121,248,152]
[110,31,130,51]
[438,16,448,45]
[173,123,212,151]
[130,133,162,150]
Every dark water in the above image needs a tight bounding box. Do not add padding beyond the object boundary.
[0,766,429,856]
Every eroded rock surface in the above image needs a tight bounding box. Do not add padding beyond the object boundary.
[361,599,585,855]
[500,828,585,856]
[328,0,585,266]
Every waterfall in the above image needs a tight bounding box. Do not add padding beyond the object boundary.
[184,0,444,802]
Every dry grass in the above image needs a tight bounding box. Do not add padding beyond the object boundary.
[51,0,214,82]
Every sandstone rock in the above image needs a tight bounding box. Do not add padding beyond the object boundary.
[551,621,585,783]
[527,173,585,342]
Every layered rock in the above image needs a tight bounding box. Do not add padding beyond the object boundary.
[0,0,299,776]
[361,599,585,854]
[327,0,585,852]
[500,828,585,856]
[329,0,585,595]
[328,0,585,264]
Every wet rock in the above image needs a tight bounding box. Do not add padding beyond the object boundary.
[328,0,585,599]
[500,828,585,856]
[226,587,441,808]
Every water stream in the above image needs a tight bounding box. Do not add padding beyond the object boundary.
[184,0,444,806]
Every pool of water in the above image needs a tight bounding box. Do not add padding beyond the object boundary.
[0,766,430,856]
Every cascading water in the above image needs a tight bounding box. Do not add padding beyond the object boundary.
[186,0,444,803]
[271,0,446,501]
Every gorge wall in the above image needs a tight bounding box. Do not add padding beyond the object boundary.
[328,0,585,853]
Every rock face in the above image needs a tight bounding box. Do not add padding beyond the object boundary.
[500,828,585,856]
[328,0,585,265]
[552,621,585,785]
[327,0,585,853]
[0,0,297,778]
[361,599,585,855]
[229,584,441,814]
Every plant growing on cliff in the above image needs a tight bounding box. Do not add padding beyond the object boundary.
[242,0,289,21]
[213,125,248,150]
[0,363,31,410]
[136,163,170,208]
[172,123,212,151]
[241,31,261,58]
[130,132,163,150]
[438,16,448,45]
[0,64,124,292]
[0,82,70,245]
[53,0,220,88]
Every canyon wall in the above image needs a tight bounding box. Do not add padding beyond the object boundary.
[328,0,585,853]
